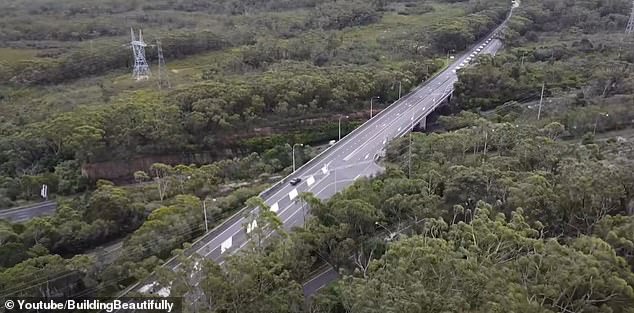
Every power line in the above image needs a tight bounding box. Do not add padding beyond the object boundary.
[131,28,151,81]
[156,39,171,90]
[626,0,634,34]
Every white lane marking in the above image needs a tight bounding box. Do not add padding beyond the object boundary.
[246,220,257,234]
[182,59,468,265]
[220,237,232,253]
[307,176,315,186]
[289,188,298,201]
[270,202,279,213]
[242,72,458,244]
[195,216,244,257]
[303,267,335,287]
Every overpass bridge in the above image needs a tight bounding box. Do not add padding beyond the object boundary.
[121,8,513,300]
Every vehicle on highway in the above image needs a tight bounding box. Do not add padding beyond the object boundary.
[329,140,336,146]
[289,178,302,185]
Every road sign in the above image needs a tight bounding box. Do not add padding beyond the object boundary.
[220,237,232,253]
[40,184,48,199]
[289,188,298,201]
[270,202,279,213]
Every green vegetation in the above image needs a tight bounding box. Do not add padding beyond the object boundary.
[2,0,633,311]
[146,117,634,312]
[0,0,507,207]
[142,0,634,311]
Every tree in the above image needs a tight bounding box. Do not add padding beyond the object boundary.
[150,163,173,202]
[195,248,304,313]
[594,215,634,270]
[315,208,634,313]
[86,183,143,232]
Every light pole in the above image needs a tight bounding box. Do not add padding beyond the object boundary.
[370,96,380,119]
[338,115,349,141]
[398,81,402,99]
[292,143,303,172]
[375,221,396,241]
[446,49,455,66]
[593,113,609,136]
[202,197,216,232]
[408,110,415,178]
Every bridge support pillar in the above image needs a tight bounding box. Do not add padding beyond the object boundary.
[418,116,427,130]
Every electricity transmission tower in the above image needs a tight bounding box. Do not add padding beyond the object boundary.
[627,0,634,34]
[156,39,171,90]
[130,28,151,81]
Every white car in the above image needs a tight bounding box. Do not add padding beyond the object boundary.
[476,48,481,52]
[466,57,472,62]
[470,53,476,57]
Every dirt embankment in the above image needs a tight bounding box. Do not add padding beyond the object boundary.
[81,110,374,182]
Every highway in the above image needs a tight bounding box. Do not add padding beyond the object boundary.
[298,18,508,300]
[130,6,514,299]
[0,201,57,223]
[185,37,505,268]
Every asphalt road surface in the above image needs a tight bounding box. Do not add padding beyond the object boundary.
[0,201,57,223]
[187,38,506,269]
[299,20,508,300]
[131,7,514,298]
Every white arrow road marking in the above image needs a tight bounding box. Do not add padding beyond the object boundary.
[270,202,279,213]
[307,176,315,186]
[289,188,298,201]
[246,220,258,234]
[220,237,232,253]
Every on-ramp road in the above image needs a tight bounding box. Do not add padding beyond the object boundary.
[0,201,57,223]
